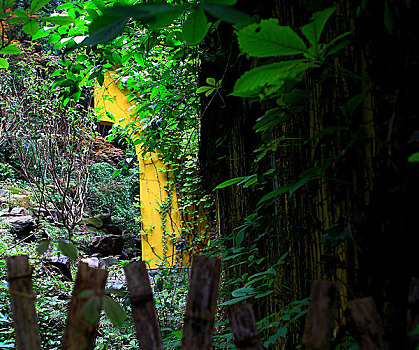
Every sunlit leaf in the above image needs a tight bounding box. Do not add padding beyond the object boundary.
[22,19,40,36]
[238,19,307,57]
[39,16,75,25]
[232,61,314,97]
[0,45,22,54]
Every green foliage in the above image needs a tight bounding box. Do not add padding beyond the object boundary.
[0,163,14,181]
[87,162,141,236]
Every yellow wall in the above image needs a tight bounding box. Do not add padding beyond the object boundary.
[94,72,182,268]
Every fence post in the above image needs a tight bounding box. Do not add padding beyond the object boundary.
[302,280,337,350]
[182,255,221,350]
[6,255,41,350]
[349,297,389,350]
[124,261,163,350]
[61,262,108,350]
[231,304,264,350]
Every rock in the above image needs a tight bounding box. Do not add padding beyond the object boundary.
[80,257,100,268]
[10,207,28,215]
[125,237,141,249]
[0,215,36,240]
[45,255,72,281]
[100,257,118,268]
[89,235,125,256]
[10,194,30,209]
[32,208,59,222]
[94,213,111,225]
[103,223,123,236]
[123,238,142,258]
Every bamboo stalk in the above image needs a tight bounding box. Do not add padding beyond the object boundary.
[231,304,263,350]
[124,261,163,350]
[302,280,337,350]
[6,255,41,350]
[182,255,221,350]
[61,262,108,350]
[349,297,388,350]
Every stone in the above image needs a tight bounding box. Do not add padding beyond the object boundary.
[125,237,141,249]
[32,208,59,222]
[80,257,100,268]
[45,255,72,281]
[103,223,123,236]
[94,213,111,225]
[10,194,30,209]
[100,257,118,268]
[0,215,36,240]
[89,235,125,256]
[10,207,28,215]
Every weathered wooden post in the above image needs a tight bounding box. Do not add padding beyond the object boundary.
[302,280,337,350]
[124,261,163,350]
[61,262,108,350]
[6,255,41,350]
[231,304,264,350]
[182,255,221,349]
[349,297,388,350]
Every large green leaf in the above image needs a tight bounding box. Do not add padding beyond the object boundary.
[36,239,50,255]
[237,19,307,57]
[408,152,419,163]
[257,185,291,205]
[232,61,314,97]
[202,3,252,26]
[214,176,248,189]
[13,9,29,18]
[182,7,208,45]
[83,16,128,46]
[82,295,101,324]
[0,44,22,54]
[22,19,40,36]
[30,0,52,14]
[0,58,9,69]
[103,296,126,326]
[301,7,336,51]
[58,239,78,261]
[39,16,75,25]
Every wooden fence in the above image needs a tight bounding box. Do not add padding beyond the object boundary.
[5,254,416,349]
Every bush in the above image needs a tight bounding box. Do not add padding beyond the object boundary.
[87,162,141,236]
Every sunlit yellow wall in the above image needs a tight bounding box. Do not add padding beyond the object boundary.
[94,72,182,268]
